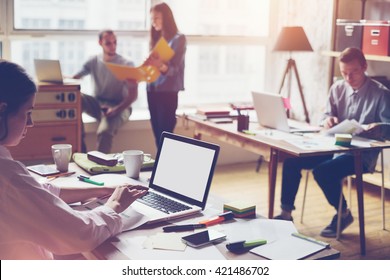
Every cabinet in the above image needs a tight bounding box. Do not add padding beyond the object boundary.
[326,0,390,84]
[8,83,82,161]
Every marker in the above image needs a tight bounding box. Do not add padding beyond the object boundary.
[199,211,234,226]
[242,130,256,136]
[291,232,330,248]
[226,239,267,253]
[162,224,206,232]
[77,175,104,186]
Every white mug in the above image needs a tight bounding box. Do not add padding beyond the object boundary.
[123,150,151,179]
[51,144,72,172]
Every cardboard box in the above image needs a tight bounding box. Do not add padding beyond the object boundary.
[335,19,363,52]
[362,20,390,56]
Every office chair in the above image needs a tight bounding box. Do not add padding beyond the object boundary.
[300,150,386,239]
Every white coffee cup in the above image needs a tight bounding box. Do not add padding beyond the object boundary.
[51,144,72,172]
[123,150,151,179]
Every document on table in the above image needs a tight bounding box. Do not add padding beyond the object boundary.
[283,135,336,150]
[250,234,328,260]
[325,119,367,135]
[113,235,226,260]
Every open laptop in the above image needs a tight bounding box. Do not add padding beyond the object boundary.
[131,132,220,224]
[251,91,320,133]
[34,59,64,83]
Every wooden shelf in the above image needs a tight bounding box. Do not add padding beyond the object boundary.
[322,50,390,62]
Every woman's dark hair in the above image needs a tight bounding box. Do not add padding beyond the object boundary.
[0,60,36,115]
[0,60,36,141]
[150,2,178,50]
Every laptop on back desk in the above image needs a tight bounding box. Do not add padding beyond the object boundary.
[251,91,320,133]
[131,132,220,224]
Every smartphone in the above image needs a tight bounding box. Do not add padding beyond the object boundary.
[181,230,226,248]
[87,151,118,166]
[27,164,60,176]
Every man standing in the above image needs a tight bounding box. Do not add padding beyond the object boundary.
[274,47,390,238]
[73,29,137,153]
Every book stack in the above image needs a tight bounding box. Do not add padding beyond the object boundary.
[223,201,256,218]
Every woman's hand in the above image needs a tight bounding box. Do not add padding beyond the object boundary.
[105,185,148,213]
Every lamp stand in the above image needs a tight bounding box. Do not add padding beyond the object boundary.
[278,58,310,123]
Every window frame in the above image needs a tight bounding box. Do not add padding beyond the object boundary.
[2,0,274,108]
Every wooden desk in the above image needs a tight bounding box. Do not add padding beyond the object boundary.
[85,221,340,260]
[181,114,390,255]
[35,164,339,260]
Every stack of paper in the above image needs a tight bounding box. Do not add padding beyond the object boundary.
[223,201,256,218]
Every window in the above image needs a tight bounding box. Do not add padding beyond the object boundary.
[6,0,270,109]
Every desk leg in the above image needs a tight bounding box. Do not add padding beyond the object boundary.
[268,148,279,218]
[354,150,366,255]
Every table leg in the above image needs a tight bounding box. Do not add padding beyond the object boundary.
[268,148,279,218]
[354,150,366,255]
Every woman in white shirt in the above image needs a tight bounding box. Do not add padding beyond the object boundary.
[0,60,147,259]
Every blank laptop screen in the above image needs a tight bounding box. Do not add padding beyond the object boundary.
[151,136,218,202]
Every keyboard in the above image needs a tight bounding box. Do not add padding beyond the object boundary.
[137,192,191,214]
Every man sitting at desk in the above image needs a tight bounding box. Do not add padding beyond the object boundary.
[73,29,138,153]
[274,47,390,238]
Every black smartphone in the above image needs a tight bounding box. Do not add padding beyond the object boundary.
[181,230,226,248]
[87,151,118,166]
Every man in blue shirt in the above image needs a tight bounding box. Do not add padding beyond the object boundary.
[73,30,137,153]
[274,47,390,238]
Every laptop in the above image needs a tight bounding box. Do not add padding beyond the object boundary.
[251,91,320,133]
[34,59,64,83]
[131,132,220,224]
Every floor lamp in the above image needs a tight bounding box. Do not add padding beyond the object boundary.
[273,26,313,123]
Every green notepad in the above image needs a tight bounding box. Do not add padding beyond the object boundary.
[73,153,155,175]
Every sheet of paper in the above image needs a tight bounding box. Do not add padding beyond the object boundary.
[284,136,336,150]
[144,232,187,251]
[120,207,150,231]
[325,119,366,135]
[250,234,326,260]
[113,235,226,260]
[254,129,302,140]
[222,219,296,244]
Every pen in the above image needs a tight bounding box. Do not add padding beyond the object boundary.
[291,232,330,248]
[199,211,234,226]
[77,175,104,186]
[46,171,76,179]
[226,239,267,253]
[162,224,206,232]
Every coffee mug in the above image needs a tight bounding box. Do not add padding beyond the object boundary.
[123,150,152,179]
[51,144,72,172]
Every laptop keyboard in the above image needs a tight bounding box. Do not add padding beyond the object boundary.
[137,192,192,214]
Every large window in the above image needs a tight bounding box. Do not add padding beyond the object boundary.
[6,0,270,109]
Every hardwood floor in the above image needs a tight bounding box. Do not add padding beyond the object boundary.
[210,161,390,260]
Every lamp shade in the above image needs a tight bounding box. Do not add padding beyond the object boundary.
[273,26,313,52]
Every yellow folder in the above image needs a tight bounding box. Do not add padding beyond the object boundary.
[105,37,175,83]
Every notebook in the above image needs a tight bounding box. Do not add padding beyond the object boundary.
[130,132,220,224]
[251,91,320,133]
[34,59,78,84]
